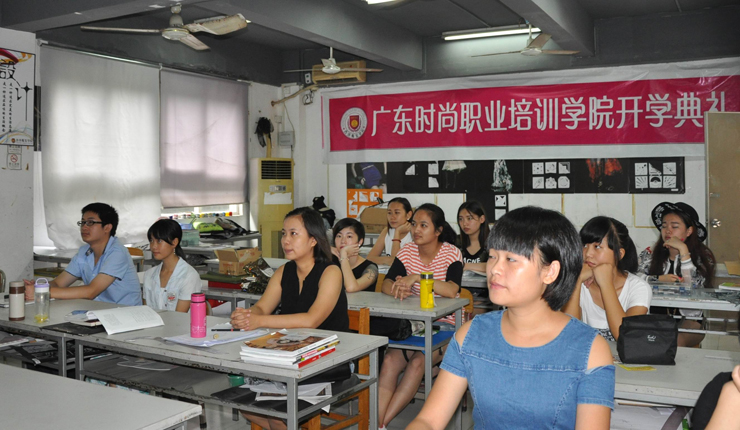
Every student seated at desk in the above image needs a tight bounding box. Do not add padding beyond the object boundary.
[25,202,141,305]
[637,201,715,347]
[456,200,489,273]
[230,207,348,430]
[142,219,200,312]
[331,217,378,292]
[562,216,651,341]
[407,206,614,430]
[366,197,414,266]
[378,203,462,429]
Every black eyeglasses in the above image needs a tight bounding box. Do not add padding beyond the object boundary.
[77,220,104,227]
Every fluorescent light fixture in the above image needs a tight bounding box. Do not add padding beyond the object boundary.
[443,25,541,41]
[366,0,395,4]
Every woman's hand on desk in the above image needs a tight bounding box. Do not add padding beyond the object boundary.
[231,308,260,330]
[391,275,417,301]
[658,274,682,283]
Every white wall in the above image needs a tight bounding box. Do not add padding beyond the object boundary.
[0,27,36,283]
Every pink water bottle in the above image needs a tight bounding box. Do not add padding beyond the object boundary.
[190,293,207,338]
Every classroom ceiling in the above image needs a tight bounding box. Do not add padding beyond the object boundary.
[1,0,738,86]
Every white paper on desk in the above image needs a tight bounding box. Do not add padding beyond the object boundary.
[252,382,333,412]
[88,306,164,335]
[164,327,269,347]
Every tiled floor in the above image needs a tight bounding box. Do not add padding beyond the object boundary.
[187,393,475,430]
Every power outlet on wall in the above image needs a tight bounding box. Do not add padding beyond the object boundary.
[304,73,312,85]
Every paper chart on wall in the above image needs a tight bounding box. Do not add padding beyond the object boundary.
[0,47,34,147]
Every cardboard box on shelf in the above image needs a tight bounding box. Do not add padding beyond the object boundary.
[359,206,387,234]
[214,248,261,275]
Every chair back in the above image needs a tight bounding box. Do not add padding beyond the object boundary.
[459,288,475,320]
[347,308,370,376]
[127,247,144,257]
[374,273,385,292]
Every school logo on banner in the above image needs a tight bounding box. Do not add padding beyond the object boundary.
[340,107,367,139]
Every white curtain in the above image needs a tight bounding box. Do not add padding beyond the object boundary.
[160,69,248,207]
[40,47,161,249]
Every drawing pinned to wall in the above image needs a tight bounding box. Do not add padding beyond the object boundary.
[492,160,514,192]
[628,157,684,193]
[571,158,629,193]
[465,190,508,222]
[442,160,466,190]
[348,162,388,193]
[524,160,574,193]
[347,189,383,218]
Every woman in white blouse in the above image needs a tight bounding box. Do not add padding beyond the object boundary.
[142,219,201,312]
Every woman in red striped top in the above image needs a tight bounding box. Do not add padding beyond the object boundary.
[377,203,463,429]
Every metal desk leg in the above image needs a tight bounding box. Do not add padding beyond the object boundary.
[424,317,433,399]
[287,378,298,430]
[370,349,379,430]
[75,341,85,381]
[57,339,68,377]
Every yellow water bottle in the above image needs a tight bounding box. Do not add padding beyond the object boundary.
[420,272,434,309]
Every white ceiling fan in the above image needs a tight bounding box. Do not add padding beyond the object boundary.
[80,4,248,51]
[284,47,383,75]
[473,25,579,58]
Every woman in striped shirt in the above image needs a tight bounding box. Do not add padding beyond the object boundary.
[377,203,463,429]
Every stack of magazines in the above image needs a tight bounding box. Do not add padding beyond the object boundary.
[240,330,339,369]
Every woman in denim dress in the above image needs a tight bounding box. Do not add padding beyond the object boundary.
[408,206,615,430]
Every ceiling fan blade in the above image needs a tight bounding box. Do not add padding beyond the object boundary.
[184,14,247,35]
[179,34,210,51]
[283,68,316,73]
[338,68,384,72]
[541,50,580,55]
[471,50,523,58]
[527,33,551,49]
[321,58,336,68]
[80,26,162,34]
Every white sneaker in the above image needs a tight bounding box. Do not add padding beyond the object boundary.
[378,426,387,430]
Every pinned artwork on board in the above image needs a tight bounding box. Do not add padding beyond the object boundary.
[345,157,683,196]
[465,190,509,222]
[628,157,684,193]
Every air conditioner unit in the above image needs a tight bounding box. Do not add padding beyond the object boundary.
[249,158,294,258]
[312,60,368,84]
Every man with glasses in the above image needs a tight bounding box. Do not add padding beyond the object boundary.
[25,202,141,305]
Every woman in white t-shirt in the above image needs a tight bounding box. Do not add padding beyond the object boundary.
[366,197,414,266]
[143,219,201,312]
[563,216,652,341]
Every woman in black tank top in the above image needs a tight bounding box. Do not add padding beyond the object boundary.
[230,207,349,429]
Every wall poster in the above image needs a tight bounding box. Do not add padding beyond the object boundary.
[0,48,34,147]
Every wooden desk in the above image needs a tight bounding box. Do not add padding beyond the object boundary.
[0,363,201,430]
[613,343,740,407]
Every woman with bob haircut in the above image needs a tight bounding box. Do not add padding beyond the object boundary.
[563,216,651,341]
[408,206,614,430]
[231,207,348,430]
[332,217,379,292]
[377,203,463,429]
[456,200,490,273]
[142,219,201,312]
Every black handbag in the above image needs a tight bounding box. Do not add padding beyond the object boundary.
[617,314,678,365]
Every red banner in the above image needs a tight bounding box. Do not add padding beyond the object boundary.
[329,76,739,151]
